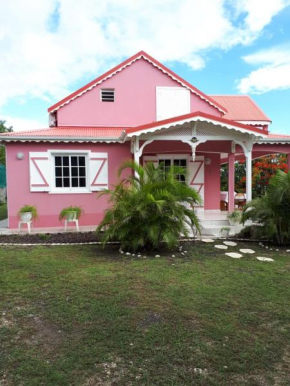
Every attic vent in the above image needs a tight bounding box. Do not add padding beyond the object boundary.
[101,89,115,102]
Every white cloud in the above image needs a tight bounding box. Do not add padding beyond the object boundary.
[237,45,290,93]
[1,116,47,132]
[0,0,289,109]
[232,0,290,32]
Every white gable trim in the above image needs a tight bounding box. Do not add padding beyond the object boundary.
[237,120,271,125]
[127,116,267,139]
[49,54,226,114]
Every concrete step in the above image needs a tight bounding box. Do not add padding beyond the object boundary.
[200,224,243,237]
[200,219,230,227]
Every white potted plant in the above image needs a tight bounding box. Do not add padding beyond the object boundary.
[59,206,84,222]
[18,205,38,222]
[227,210,242,226]
[220,226,230,237]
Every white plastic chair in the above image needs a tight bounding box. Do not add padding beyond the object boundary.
[64,218,79,232]
[18,220,33,234]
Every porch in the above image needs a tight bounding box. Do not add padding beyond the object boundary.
[129,114,259,213]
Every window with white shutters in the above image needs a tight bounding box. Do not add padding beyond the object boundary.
[54,155,87,189]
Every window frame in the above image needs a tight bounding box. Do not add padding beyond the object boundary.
[49,150,91,194]
[157,154,188,184]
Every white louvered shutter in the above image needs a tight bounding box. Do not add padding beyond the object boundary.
[29,152,50,192]
[156,87,190,121]
[89,152,108,191]
[188,156,204,205]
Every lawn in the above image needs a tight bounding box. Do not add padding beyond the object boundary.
[1,242,290,385]
[0,203,7,221]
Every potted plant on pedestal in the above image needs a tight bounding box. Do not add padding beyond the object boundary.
[227,210,242,226]
[18,205,38,222]
[59,206,84,223]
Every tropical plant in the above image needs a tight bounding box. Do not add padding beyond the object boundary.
[0,120,13,165]
[59,206,84,221]
[18,205,38,220]
[96,160,202,252]
[241,170,290,245]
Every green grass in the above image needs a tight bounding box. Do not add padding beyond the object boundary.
[1,242,290,385]
[0,203,7,221]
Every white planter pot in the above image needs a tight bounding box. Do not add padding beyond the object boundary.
[20,212,32,222]
[220,229,230,237]
[66,211,77,221]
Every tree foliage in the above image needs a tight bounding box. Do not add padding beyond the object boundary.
[241,170,290,245]
[221,154,289,197]
[0,120,13,165]
[96,160,202,252]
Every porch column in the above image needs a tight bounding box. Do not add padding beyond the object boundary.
[228,153,235,211]
[245,151,252,202]
[131,137,140,164]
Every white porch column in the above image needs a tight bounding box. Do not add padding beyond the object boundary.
[228,153,235,211]
[131,137,140,164]
[245,150,252,202]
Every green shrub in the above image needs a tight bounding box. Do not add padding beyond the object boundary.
[241,170,290,245]
[96,160,202,252]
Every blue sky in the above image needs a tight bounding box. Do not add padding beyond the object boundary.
[1,0,290,133]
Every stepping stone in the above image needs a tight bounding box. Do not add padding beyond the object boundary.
[256,257,274,262]
[202,239,214,243]
[214,245,228,250]
[223,241,237,247]
[225,252,242,259]
[239,249,255,254]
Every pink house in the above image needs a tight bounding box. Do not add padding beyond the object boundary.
[1,51,290,231]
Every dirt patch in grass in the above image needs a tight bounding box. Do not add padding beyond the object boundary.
[0,231,101,244]
[23,316,65,354]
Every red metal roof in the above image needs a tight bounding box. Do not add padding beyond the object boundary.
[48,51,227,114]
[0,126,126,141]
[210,95,271,122]
[126,111,266,136]
[267,133,290,139]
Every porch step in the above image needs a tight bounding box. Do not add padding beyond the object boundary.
[200,224,243,237]
[200,219,230,227]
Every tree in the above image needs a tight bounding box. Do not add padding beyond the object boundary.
[241,170,290,245]
[0,120,13,165]
[96,160,202,252]
[221,154,289,198]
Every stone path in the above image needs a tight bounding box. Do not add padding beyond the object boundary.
[256,257,274,262]
[239,249,255,254]
[223,241,237,247]
[214,245,228,250]
[225,252,242,259]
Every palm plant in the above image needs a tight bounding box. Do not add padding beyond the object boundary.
[96,160,202,252]
[241,170,290,245]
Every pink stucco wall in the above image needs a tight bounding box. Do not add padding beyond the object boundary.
[6,142,132,229]
[57,58,222,127]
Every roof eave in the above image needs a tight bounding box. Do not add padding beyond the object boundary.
[0,136,126,143]
[255,138,290,144]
